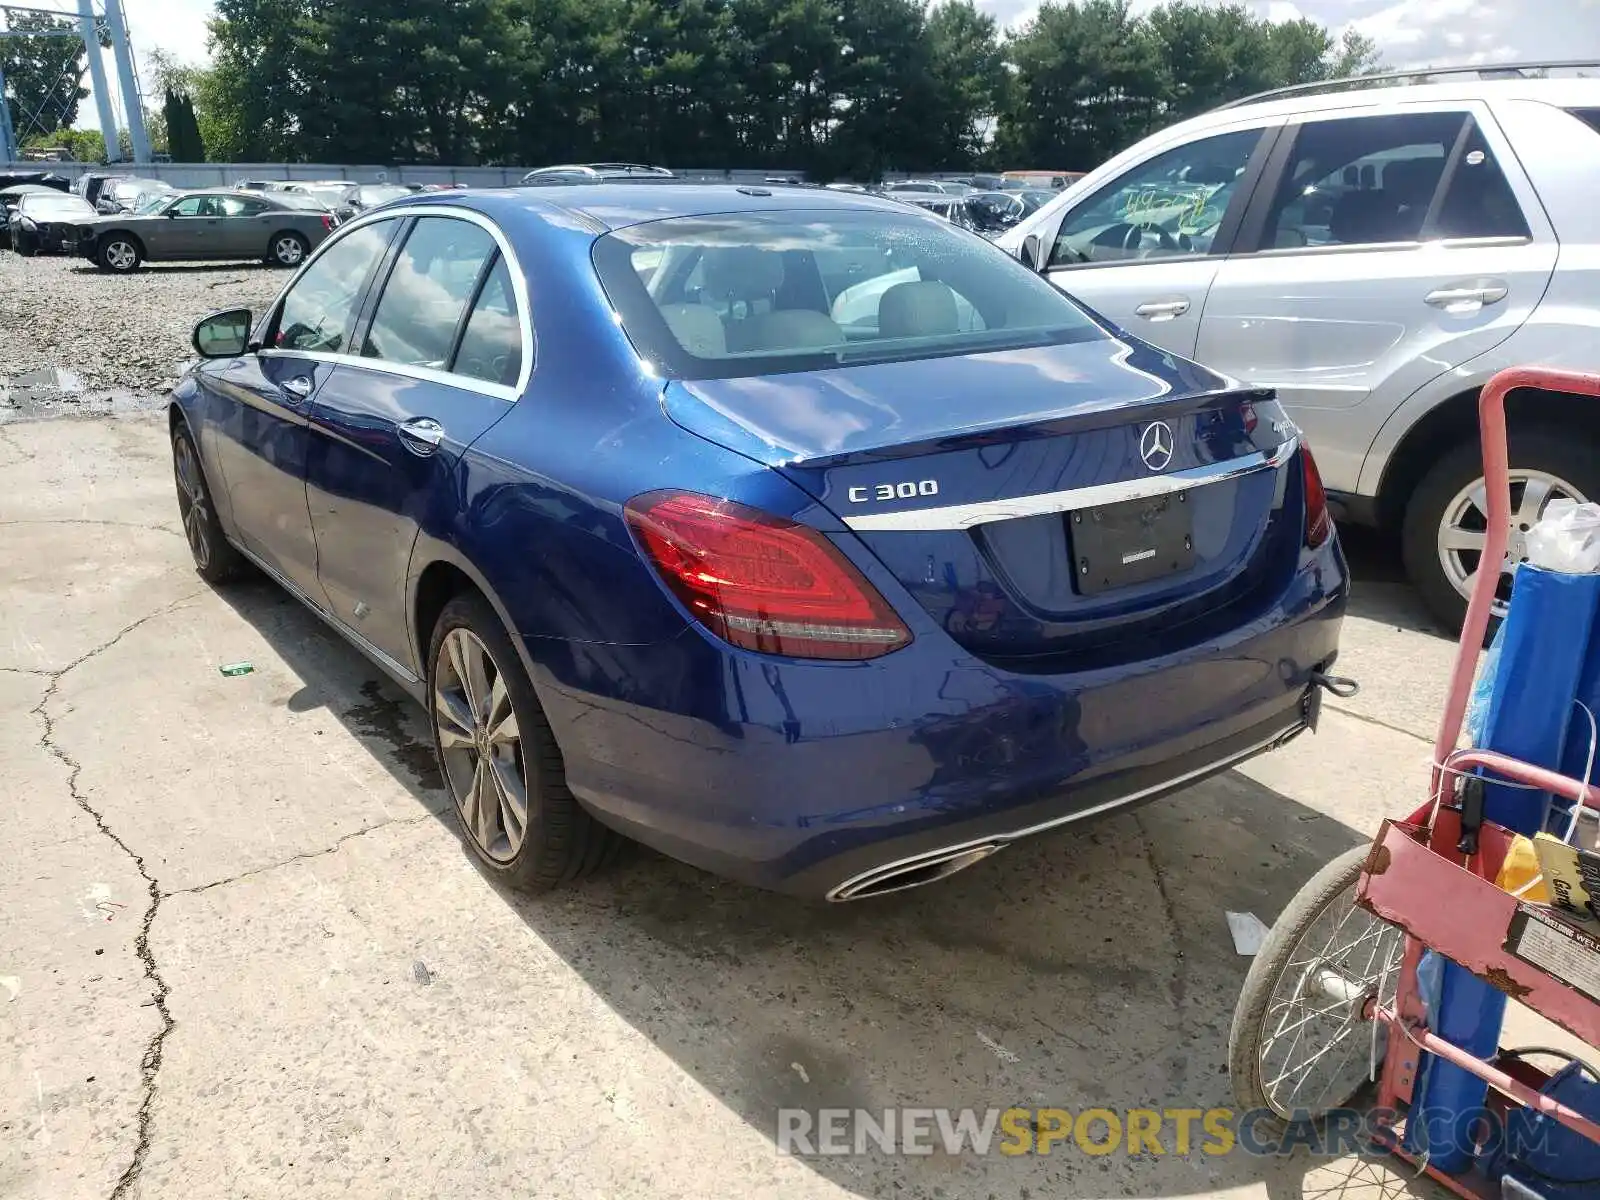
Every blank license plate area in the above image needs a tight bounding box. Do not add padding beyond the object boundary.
[1069,491,1194,595]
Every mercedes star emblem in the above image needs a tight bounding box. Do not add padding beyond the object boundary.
[1140,421,1174,472]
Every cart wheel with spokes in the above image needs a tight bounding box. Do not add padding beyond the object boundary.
[1229,844,1406,1128]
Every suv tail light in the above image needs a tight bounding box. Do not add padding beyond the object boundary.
[625,490,912,660]
[321,213,334,231]
[1302,445,1332,548]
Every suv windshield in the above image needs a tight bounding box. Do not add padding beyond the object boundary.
[593,208,1103,380]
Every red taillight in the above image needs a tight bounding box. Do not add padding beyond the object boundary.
[624,490,912,660]
[321,214,333,231]
[1302,445,1332,548]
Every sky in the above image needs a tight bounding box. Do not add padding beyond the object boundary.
[31,0,1600,138]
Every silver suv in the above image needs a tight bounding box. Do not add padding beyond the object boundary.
[997,68,1600,628]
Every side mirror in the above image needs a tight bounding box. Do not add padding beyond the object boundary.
[1022,234,1045,272]
[193,308,253,359]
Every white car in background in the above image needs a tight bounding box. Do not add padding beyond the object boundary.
[999,66,1600,628]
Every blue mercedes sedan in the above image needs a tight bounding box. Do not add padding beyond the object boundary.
[171,185,1347,900]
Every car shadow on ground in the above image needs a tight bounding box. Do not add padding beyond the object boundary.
[213,575,1438,1200]
[1338,525,1452,642]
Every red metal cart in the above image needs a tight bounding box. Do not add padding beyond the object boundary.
[1228,367,1600,1198]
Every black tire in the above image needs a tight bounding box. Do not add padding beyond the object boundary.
[172,423,248,584]
[267,231,309,268]
[426,592,619,891]
[16,234,35,257]
[1401,427,1600,633]
[1228,845,1402,1127]
[97,235,142,273]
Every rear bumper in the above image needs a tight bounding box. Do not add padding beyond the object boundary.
[529,536,1347,899]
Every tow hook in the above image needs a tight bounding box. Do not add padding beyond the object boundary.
[1311,670,1361,698]
[1304,668,1360,731]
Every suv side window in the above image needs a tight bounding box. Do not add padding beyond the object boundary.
[361,216,498,369]
[1258,112,1528,249]
[274,220,397,353]
[1047,128,1261,268]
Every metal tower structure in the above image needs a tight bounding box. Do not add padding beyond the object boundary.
[0,0,149,164]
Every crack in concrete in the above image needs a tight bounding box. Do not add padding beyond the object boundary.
[0,517,182,538]
[1135,812,1190,1090]
[167,810,441,898]
[1323,700,1431,745]
[27,590,205,1200]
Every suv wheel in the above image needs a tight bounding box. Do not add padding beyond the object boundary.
[1401,428,1599,631]
[426,593,621,890]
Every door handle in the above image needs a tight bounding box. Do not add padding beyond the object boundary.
[281,375,313,402]
[1133,298,1191,320]
[1424,284,1508,311]
[397,417,446,456]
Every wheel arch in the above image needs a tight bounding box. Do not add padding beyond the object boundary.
[1374,384,1600,531]
[408,543,542,690]
[97,228,144,256]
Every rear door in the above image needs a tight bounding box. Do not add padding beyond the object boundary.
[1038,121,1281,357]
[217,194,269,255]
[305,212,527,674]
[1195,104,1557,493]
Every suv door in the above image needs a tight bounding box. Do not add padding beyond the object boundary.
[205,218,401,598]
[1035,122,1279,357]
[1195,105,1557,494]
[304,213,528,674]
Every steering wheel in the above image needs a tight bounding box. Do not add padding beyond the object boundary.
[1118,221,1182,254]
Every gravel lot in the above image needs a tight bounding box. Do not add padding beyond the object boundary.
[0,252,287,419]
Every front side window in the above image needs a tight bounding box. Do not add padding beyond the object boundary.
[274,220,397,353]
[1048,128,1261,268]
[362,217,497,369]
[169,195,216,217]
[593,208,1104,380]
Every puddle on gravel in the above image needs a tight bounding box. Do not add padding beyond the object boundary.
[0,365,178,423]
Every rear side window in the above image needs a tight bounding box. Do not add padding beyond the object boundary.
[452,257,524,387]
[1569,109,1600,137]
[362,217,497,369]
[1260,112,1528,248]
[274,220,396,353]
[592,208,1103,381]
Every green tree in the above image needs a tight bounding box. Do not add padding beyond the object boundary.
[1,11,89,144]
[924,1,1006,169]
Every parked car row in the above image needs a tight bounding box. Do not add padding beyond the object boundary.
[2,185,345,271]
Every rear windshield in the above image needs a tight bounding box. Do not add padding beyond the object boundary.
[592,208,1104,380]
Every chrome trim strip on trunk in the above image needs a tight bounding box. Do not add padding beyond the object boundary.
[840,436,1298,531]
[825,719,1304,901]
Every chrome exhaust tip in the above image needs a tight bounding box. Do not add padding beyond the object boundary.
[827,841,1004,902]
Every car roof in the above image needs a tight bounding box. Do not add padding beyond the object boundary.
[443,182,912,232]
[1178,75,1600,135]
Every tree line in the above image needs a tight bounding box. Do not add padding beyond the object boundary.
[9,0,1380,177]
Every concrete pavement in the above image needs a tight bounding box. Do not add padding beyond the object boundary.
[0,414,1516,1200]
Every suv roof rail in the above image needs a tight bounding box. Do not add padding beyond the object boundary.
[1214,59,1600,111]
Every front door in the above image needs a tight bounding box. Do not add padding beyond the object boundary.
[1040,123,1277,358]
[1195,106,1558,493]
[204,217,401,597]
[306,214,526,674]
[158,193,228,258]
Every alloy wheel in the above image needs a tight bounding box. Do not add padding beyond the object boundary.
[1437,469,1586,618]
[1253,882,1403,1120]
[434,628,528,863]
[106,240,136,270]
[274,236,304,265]
[173,436,211,569]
